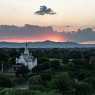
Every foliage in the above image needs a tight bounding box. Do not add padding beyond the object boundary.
[0,75,14,88]
[0,48,95,94]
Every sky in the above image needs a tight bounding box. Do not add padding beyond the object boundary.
[0,0,95,43]
[0,0,95,26]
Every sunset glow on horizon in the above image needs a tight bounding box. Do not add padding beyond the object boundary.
[0,34,64,43]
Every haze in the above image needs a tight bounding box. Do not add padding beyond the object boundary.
[0,0,95,26]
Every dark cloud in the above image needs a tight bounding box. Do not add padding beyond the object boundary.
[35,5,56,15]
[0,25,95,43]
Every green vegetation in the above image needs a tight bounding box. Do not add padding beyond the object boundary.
[0,48,95,95]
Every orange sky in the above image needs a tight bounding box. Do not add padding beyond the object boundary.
[0,34,64,43]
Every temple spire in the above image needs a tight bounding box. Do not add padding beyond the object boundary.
[16,41,37,70]
[24,42,29,55]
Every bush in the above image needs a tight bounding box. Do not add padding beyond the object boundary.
[0,75,14,88]
[0,89,61,95]
[48,72,74,95]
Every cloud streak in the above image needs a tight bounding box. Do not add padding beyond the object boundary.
[0,25,95,43]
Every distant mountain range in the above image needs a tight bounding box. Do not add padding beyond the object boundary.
[0,41,95,48]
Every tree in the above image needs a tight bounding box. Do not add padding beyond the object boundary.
[48,72,74,95]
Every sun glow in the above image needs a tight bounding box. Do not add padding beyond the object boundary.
[0,34,64,43]
[46,35,64,42]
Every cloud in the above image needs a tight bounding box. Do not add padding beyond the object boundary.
[0,25,95,43]
[35,5,56,15]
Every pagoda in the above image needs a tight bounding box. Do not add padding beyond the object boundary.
[16,43,37,70]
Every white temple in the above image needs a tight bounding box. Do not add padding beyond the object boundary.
[16,43,37,70]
